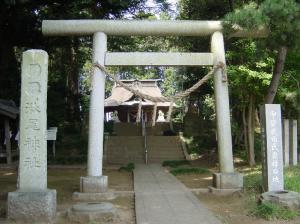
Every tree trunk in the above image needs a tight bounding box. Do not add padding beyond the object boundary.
[228,0,234,11]
[66,38,80,121]
[4,119,12,164]
[242,105,248,157]
[264,46,288,104]
[247,95,256,166]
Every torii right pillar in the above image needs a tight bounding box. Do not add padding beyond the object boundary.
[210,31,243,193]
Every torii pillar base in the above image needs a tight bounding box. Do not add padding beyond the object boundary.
[209,173,243,195]
[72,176,115,201]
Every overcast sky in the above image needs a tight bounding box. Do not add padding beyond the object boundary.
[145,0,178,18]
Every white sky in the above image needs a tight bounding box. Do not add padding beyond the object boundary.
[145,0,178,19]
[122,0,178,19]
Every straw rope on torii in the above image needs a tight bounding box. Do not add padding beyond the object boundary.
[93,61,225,124]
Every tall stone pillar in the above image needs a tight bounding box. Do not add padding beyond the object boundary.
[283,119,290,167]
[289,120,298,166]
[210,32,243,192]
[7,50,56,222]
[80,32,108,193]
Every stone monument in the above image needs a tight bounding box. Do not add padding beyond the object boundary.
[260,104,284,192]
[289,120,298,166]
[283,119,290,167]
[283,119,298,167]
[7,50,56,222]
[260,104,300,210]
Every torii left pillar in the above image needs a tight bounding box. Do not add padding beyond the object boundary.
[79,32,108,194]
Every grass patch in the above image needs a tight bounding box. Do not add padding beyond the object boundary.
[119,163,135,172]
[243,168,262,193]
[252,202,300,220]
[243,165,300,194]
[170,167,209,176]
[162,160,190,168]
[243,165,300,221]
[285,165,300,193]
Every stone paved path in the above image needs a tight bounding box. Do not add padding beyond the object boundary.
[134,164,222,224]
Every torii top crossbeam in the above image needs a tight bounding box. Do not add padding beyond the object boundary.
[42,19,267,37]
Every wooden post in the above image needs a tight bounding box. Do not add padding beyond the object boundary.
[4,118,12,164]
[52,141,56,157]
[136,100,142,123]
[152,103,157,127]
[127,109,130,123]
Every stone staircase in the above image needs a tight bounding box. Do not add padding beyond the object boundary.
[104,133,185,165]
[147,136,185,163]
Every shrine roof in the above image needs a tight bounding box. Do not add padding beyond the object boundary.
[105,79,171,107]
[0,100,19,119]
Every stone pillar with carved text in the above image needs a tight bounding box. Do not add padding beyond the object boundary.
[283,119,290,167]
[260,104,284,192]
[289,120,298,166]
[7,50,56,222]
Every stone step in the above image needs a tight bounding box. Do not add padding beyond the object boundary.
[148,151,183,156]
[147,148,182,151]
[105,135,185,164]
[148,155,184,160]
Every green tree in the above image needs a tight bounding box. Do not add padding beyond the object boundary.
[227,40,273,165]
[0,0,148,126]
[224,0,300,103]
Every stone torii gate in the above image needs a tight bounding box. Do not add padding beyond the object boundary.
[42,20,266,193]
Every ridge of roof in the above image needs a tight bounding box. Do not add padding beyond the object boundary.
[118,79,162,82]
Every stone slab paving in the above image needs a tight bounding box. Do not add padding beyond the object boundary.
[134,164,222,224]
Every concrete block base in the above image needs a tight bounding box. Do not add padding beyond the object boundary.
[7,189,56,223]
[260,191,300,210]
[80,176,108,193]
[67,202,116,223]
[213,172,243,189]
[73,191,115,201]
[208,186,242,196]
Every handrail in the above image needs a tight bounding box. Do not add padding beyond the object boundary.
[141,112,148,164]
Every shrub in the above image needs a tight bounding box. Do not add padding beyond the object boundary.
[243,170,262,193]
[170,167,209,176]
[162,160,190,168]
[252,202,300,220]
[119,163,135,172]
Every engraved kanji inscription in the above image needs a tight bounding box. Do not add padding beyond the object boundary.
[25,98,41,114]
[29,64,41,80]
[27,82,41,95]
[23,156,41,169]
[25,119,40,130]
[23,136,40,152]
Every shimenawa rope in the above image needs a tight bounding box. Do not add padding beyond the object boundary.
[93,62,225,103]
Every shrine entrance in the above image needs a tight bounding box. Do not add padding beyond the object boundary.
[42,19,257,192]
